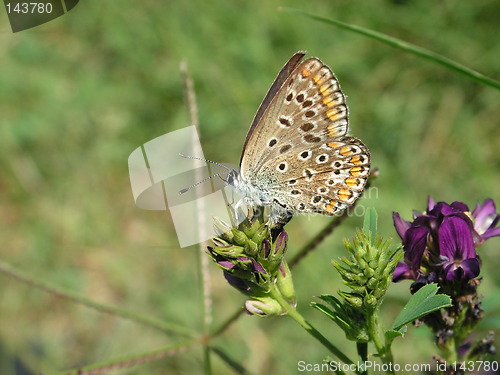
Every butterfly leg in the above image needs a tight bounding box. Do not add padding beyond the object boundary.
[270,206,293,227]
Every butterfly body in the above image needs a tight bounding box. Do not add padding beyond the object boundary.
[229,52,370,219]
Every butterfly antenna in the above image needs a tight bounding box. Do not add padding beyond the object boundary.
[179,172,225,194]
[178,153,232,172]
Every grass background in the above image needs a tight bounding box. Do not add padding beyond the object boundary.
[0,0,499,374]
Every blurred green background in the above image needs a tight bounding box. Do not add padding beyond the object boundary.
[0,0,499,374]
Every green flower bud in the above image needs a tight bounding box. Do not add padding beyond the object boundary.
[366,277,379,290]
[245,297,283,317]
[276,260,296,304]
[231,228,249,246]
[339,292,363,308]
[251,223,270,245]
[364,294,378,307]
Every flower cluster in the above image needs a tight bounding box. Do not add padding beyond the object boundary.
[319,229,402,342]
[393,198,499,362]
[207,216,295,317]
[334,230,402,310]
[393,198,500,289]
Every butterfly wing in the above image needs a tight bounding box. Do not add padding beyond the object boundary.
[240,54,370,215]
[265,137,370,215]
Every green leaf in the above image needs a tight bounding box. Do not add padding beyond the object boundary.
[392,283,451,330]
[363,207,377,244]
[384,326,406,346]
[279,8,500,90]
[311,302,336,320]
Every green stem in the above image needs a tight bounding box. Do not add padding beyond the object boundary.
[368,310,395,375]
[441,336,458,363]
[356,342,368,375]
[0,260,196,338]
[50,340,198,375]
[269,286,357,375]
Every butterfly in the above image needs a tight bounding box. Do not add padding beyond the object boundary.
[226,52,370,222]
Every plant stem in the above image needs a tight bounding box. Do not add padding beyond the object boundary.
[269,286,357,375]
[356,342,368,375]
[0,260,196,337]
[368,310,395,375]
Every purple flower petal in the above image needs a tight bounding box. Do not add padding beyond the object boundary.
[393,262,412,282]
[460,257,480,279]
[224,272,252,293]
[438,216,476,260]
[403,225,430,272]
[274,231,288,254]
[443,259,479,281]
[279,263,287,277]
[482,225,500,240]
[218,260,236,270]
[472,199,496,224]
[251,259,267,274]
[472,199,500,239]
[427,196,436,212]
[393,212,411,240]
[261,239,271,258]
[443,262,461,280]
[245,300,265,316]
[213,238,229,247]
[450,201,469,213]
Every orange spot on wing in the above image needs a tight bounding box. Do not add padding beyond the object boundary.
[328,142,340,149]
[325,201,336,214]
[327,125,338,137]
[313,75,324,85]
[340,146,352,156]
[301,68,312,78]
[326,108,345,121]
[345,177,357,187]
[350,166,363,176]
[350,155,361,165]
[319,84,331,96]
[322,96,334,107]
[338,189,352,201]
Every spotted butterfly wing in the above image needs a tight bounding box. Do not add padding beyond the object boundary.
[238,52,370,216]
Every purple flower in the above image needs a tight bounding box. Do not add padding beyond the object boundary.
[471,199,500,244]
[438,216,479,280]
[392,198,497,284]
